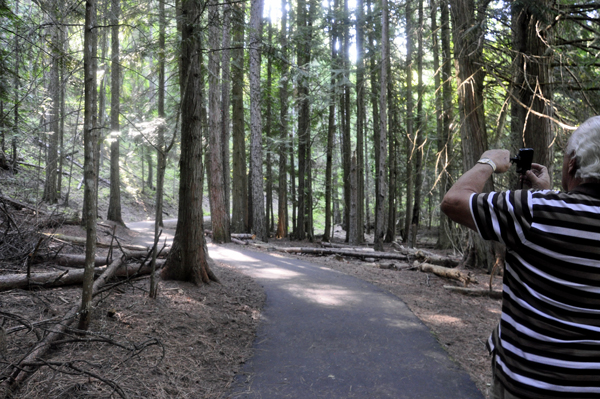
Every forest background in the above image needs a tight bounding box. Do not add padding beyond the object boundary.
[0,0,599,275]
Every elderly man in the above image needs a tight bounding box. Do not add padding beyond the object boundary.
[441,116,600,399]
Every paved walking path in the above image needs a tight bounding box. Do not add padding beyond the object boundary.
[127,222,483,399]
[210,246,484,399]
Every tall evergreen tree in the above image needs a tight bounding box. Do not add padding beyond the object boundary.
[107,0,124,225]
[249,0,267,241]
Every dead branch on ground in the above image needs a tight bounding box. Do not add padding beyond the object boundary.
[443,285,502,299]
[276,246,408,260]
[418,262,478,286]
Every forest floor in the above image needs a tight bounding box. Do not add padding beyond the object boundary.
[0,169,501,398]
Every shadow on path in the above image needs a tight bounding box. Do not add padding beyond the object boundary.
[210,245,484,399]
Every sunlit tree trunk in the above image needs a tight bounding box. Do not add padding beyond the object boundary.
[79,0,98,330]
[42,5,60,204]
[208,0,231,243]
[436,0,454,249]
[296,0,311,240]
[249,0,266,241]
[162,0,218,284]
[276,0,289,239]
[367,0,379,236]
[221,1,231,219]
[511,0,553,177]
[410,0,425,248]
[231,1,248,233]
[323,7,337,242]
[403,1,414,243]
[150,0,167,298]
[374,0,389,251]
[107,0,124,225]
[450,0,493,269]
[353,0,365,244]
[265,22,274,234]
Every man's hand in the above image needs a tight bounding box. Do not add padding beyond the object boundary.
[480,149,512,173]
[441,149,510,231]
[523,163,552,190]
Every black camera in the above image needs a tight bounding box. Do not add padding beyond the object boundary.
[511,148,534,174]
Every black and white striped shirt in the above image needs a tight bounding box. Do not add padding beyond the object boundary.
[471,184,600,399]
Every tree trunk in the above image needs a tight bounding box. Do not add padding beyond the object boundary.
[355,0,365,243]
[57,25,67,196]
[79,0,98,331]
[249,0,267,242]
[231,1,248,233]
[410,0,425,248]
[276,0,289,239]
[296,0,311,240]
[208,0,231,244]
[323,12,337,242]
[150,0,168,297]
[404,3,414,244]
[265,22,274,234]
[146,151,153,189]
[349,153,359,244]
[374,0,389,252]
[107,0,124,226]
[221,1,232,220]
[42,8,60,205]
[367,0,379,237]
[436,0,454,250]
[511,0,553,177]
[162,0,218,285]
[450,0,493,269]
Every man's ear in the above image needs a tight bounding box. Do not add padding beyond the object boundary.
[568,156,578,176]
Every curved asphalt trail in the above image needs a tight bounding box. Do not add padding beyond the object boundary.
[208,246,484,399]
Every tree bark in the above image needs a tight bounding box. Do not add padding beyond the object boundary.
[249,0,267,242]
[323,12,337,242]
[449,0,493,269]
[374,0,389,252]
[296,0,310,240]
[404,2,414,244]
[265,22,274,234]
[162,0,218,284]
[208,0,231,244]
[107,0,124,226]
[42,6,60,205]
[231,1,248,233]
[79,0,98,331]
[410,0,425,248]
[436,0,454,249]
[276,0,289,239]
[355,0,365,243]
[221,1,232,220]
[511,0,554,177]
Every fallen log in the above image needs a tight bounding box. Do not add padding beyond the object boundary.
[391,242,461,267]
[231,233,255,240]
[43,233,149,251]
[413,251,460,268]
[418,262,477,286]
[443,285,503,299]
[55,255,108,267]
[321,242,373,250]
[0,261,164,292]
[231,238,249,245]
[0,254,152,396]
[391,242,436,257]
[276,247,407,260]
[122,248,169,260]
[0,195,44,214]
[206,230,255,241]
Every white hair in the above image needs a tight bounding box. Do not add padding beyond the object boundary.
[566,116,600,180]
